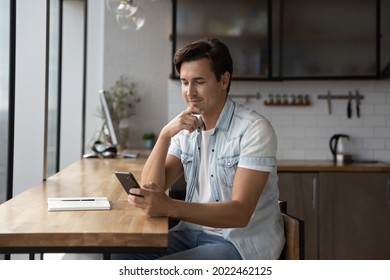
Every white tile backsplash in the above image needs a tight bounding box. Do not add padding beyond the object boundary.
[168,80,390,163]
[363,115,386,126]
[375,104,390,115]
[374,127,390,138]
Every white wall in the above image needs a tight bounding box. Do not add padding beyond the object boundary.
[13,0,46,196]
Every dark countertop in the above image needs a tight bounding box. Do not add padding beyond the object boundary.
[277,160,390,172]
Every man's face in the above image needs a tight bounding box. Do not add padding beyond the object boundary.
[179,58,229,116]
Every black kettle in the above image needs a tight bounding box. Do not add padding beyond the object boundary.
[329,134,351,162]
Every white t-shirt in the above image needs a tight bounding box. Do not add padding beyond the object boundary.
[198,128,223,236]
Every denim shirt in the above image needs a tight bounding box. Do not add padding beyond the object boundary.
[168,98,285,259]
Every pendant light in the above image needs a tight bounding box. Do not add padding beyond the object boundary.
[106,0,145,30]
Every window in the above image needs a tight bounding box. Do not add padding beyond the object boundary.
[0,0,63,201]
[45,0,61,178]
[0,0,12,204]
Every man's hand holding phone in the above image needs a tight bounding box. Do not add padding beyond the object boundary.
[115,171,144,197]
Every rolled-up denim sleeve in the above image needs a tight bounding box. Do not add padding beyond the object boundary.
[238,118,277,168]
[168,134,182,159]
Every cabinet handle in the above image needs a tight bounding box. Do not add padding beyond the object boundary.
[312,175,318,209]
[387,176,390,208]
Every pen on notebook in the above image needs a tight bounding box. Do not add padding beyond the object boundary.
[60,199,95,201]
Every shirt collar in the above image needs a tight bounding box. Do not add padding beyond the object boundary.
[214,97,235,132]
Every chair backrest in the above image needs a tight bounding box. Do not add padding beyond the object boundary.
[278,200,305,260]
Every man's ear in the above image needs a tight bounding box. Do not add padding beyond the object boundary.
[221,72,230,88]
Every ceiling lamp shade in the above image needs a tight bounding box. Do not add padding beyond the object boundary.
[106,0,145,30]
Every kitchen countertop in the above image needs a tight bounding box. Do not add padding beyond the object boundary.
[277,160,390,172]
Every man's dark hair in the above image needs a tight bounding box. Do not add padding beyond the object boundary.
[174,38,233,93]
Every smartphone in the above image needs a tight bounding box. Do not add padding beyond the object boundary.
[115,171,143,197]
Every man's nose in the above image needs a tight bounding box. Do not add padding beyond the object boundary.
[187,83,196,96]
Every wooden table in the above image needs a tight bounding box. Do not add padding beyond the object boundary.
[0,154,168,257]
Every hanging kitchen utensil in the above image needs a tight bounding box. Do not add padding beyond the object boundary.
[326,91,332,114]
[347,91,352,118]
[355,90,360,118]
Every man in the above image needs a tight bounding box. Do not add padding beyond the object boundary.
[117,38,284,260]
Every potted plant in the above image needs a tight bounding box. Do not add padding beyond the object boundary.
[104,75,140,122]
[142,132,156,149]
[97,75,141,148]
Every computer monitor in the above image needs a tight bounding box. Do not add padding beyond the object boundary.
[99,90,119,146]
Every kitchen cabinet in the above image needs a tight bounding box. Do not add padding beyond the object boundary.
[171,0,385,80]
[172,0,270,80]
[319,172,390,259]
[276,0,379,78]
[278,170,390,259]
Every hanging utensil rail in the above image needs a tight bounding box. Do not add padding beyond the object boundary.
[317,91,364,101]
[230,92,261,103]
[317,90,364,117]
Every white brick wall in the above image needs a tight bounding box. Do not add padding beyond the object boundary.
[168,80,390,163]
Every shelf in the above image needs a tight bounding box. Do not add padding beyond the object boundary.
[264,102,310,107]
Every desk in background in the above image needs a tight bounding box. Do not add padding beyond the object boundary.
[0,153,168,257]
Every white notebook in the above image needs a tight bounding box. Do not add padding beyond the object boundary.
[47,197,111,211]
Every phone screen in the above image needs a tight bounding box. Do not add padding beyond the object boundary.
[115,171,143,197]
